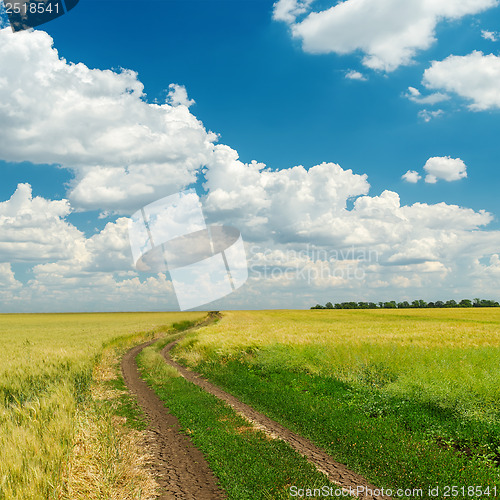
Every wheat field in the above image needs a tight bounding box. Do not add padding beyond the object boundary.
[0,312,203,500]
[176,309,500,423]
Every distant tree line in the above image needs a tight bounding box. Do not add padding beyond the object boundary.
[311,298,500,310]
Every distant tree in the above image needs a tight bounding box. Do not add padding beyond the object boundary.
[312,297,499,310]
[411,299,427,308]
[475,299,500,307]
[383,301,397,309]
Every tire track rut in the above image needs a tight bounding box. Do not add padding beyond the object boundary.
[161,338,391,500]
[121,338,226,500]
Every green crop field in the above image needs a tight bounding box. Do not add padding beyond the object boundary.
[171,309,500,497]
[3,309,500,500]
[0,312,204,500]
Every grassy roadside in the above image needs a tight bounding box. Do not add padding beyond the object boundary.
[59,317,214,499]
[171,310,500,499]
[137,335,345,500]
[58,332,156,500]
[188,359,500,496]
[0,312,204,500]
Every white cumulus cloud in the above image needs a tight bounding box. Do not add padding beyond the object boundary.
[402,170,421,183]
[0,28,217,213]
[167,83,196,107]
[423,156,468,183]
[423,51,500,110]
[404,86,449,105]
[418,109,444,122]
[273,0,313,23]
[481,29,499,41]
[0,183,85,263]
[203,146,489,259]
[273,0,498,71]
[2,27,500,310]
[0,264,22,291]
[345,69,367,81]
[204,145,370,242]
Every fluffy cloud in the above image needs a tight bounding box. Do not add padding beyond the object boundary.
[203,147,490,266]
[402,170,421,183]
[481,29,499,41]
[204,145,370,242]
[273,0,498,71]
[345,69,367,81]
[0,184,143,287]
[19,266,178,312]
[0,28,217,213]
[404,86,449,105]
[2,27,500,310]
[244,198,499,303]
[0,173,498,311]
[418,109,444,122]
[423,156,467,183]
[273,0,313,23]
[0,264,22,290]
[0,183,85,263]
[0,183,182,310]
[423,51,500,110]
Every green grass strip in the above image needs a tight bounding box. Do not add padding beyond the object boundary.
[137,339,346,500]
[189,359,500,498]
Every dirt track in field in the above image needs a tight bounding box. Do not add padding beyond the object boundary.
[161,334,391,500]
[121,336,226,499]
[123,313,390,500]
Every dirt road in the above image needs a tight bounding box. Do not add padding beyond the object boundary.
[161,338,391,500]
[121,340,226,500]
[122,313,390,500]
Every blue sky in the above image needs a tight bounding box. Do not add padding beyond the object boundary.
[1,0,500,311]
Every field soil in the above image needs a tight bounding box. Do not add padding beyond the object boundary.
[161,338,391,500]
[121,339,226,500]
